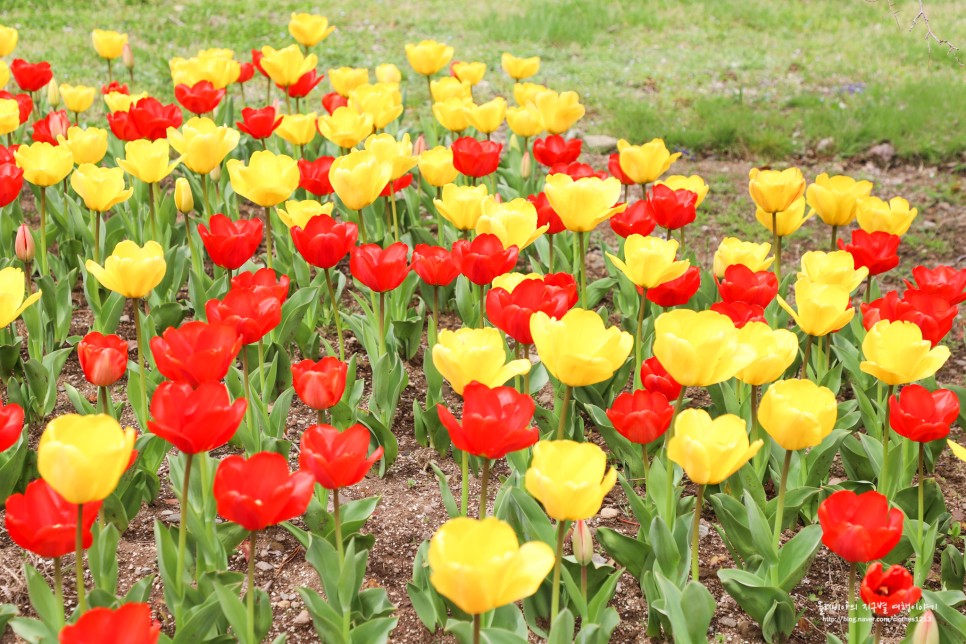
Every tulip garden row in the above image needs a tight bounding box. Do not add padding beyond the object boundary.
[0,13,965,644]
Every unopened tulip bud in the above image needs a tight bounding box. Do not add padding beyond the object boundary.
[520,151,531,179]
[15,224,35,262]
[912,611,939,644]
[47,78,60,108]
[174,177,194,214]
[412,134,426,157]
[571,519,594,565]
[122,43,134,70]
[209,166,221,183]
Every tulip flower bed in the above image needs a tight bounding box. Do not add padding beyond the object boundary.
[1,13,966,644]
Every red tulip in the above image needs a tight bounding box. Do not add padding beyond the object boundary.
[645,184,697,231]
[437,382,538,459]
[10,59,53,92]
[148,381,246,454]
[5,479,101,558]
[151,321,242,386]
[77,332,128,387]
[451,136,502,178]
[291,213,358,269]
[31,110,70,144]
[350,242,410,292]
[485,273,578,345]
[717,264,779,308]
[411,244,459,287]
[859,562,922,617]
[236,106,283,140]
[0,91,33,124]
[608,152,635,185]
[297,156,335,196]
[292,357,347,411]
[106,110,142,141]
[639,356,683,402]
[205,285,282,345]
[606,390,673,444]
[198,213,263,270]
[299,423,384,489]
[889,384,959,443]
[59,603,160,644]
[609,200,656,238]
[451,233,519,285]
[100,81,129,95]
[904,265,966,306]
[0,162,24,208]
[548,161,606,180]
[379,173,414,197]
[231,268,290,303]
[237,62,255,84]
[646,266,701,307]
[861,291,956,347]
[710,301,765,328]
[128,97,183,141]
[321,91,348,115]
[15,223,33,262]
[214,451,315,531]
[250,49,267,77]
[0,401,24,452]
[838,230,900,276]
[174,81,226,116]
[532,135,582,167]
[284,69,324,99]
[818,490,903,562]
[527,192,566,235]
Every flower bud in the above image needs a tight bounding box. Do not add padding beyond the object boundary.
[412,134,426,157]
[122,43,134,70]
[15,224,35,262]
[47,78,60,108]
[571,519,594,565]
[174,177,194,214]
[209,165,221,183]
[912,610,939,644]
[520,150,531,179]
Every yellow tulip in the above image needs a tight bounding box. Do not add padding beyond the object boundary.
[56,83,95,114]
[226,150,300,208]
[506,105,544,138]
[755,197,812,237]
[654,175,709,207]
[326,150,390,214]
[758,379,837,451]
[492,272,542,293]
[432,327,530,395]
[288,12,335,48]
[375,63,401,84]
[70,164,133,212]
[0,60,9,90]
[275,112,317,147]
[502,53,540,80]
[91,29,127,59]
[104,91,148,113]
[616,138,681,185]
[430,77,472,103]
[525,440,617,521]
[530,309,633,387]
[13,142,74,187]
[417,146,459,188]
[348,83,403,129]
[805,173,873,227]
[668,409,763,485]
[475,197,547,250]
[174,177,194,214]
[328,66,370,98]
[432,97,473,132]
[653,309,755,387]
[543,174,625,232]
[798,250,869,293]
[948,441,966,463]
[47,78,60,108]
[166,117,240,175]
[37,414,137,504]
[748,167,806,214]
[452,61,487,85]
[117,139,181,184]
[86,240,166,299]
[364,133,417,180]
[712,237,774,277]
[466,97,507,135]
[513,82,548,107]
[734,322,798,386]
[317,106,373,149]
[777,277,855,337]
[277,199,334,229]
[0,24,18,57]
[169,55,240,89]
[860,320,950,385]
[0,99,19,136]
[606,235,689,289]
[855,196,918,236]
[0,267,42,327]
[405,40,454,76]
[428,517,554,615]
[533,89,584,135]
[434,183,489,230]
[260,45,318,88]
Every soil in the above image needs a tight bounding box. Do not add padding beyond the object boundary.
[1,156,965,643]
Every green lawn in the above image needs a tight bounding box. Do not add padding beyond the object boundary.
[6,0,965,161]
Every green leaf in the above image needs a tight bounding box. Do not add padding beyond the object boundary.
[24,564,61,630]
[547,608,575,644]
[776,524,822,592]
[718,569,797,643]
[429,463,460,519]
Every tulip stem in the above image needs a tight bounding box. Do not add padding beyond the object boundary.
[53,556,63,625]
[184,213,203,278]
[133,298,148,427]
[771,213,782,286]
[355,209,367,244]
[864,274,874,304]
[91,208,101,264]
[478,284,486,328]
[201,173,212,218]
[323,269,345,361]
[548,235,555,273]
[691,485,704,581]
[247,530,257,644]
[873,618,882,644]
[333,487,345,561]
[550,520,568,624]
[75,504,87,614]
[98,386,110,416]
[389,194,400,243]
[378,291,387,356]
[771,449,793,583]
[829,225,838,252]
[478,459,491,519]
[241,349,258,452]
[177,452,193,595]
[847,562,857,643]
[880,383,896,496]
[472,613,481,644]
[634,290,647,389]
[39,187,48,276]
[556,385,572,440]
[257,338,268,396]
[665,387,687,523]
[432,286,440,332]
[800,335,813,379]
[435,187,444,244]
[577,232,588,306]
[523,345,531,395]
[264,206,274,270]
[918,441,925,547]
[580,563,588,604]
[641,443,651,490]
[147,182,160,241]
[460,450,469,517]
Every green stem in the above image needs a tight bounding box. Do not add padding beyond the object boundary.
[201,173,212,218]
[578,231,587,306]
[257,338,267,396]
[264,206,273,269]
[390,194,400,242]
[641,443,651,490]
[800,334,813,379]
[880,383,896,496]
[148,182,158,241]
[378,291,386,356]
[634,290,647,389]
[323,269,345,360]
[177,452,193,594]
[580,563,588,605]
[847,562,857,644]
[478,283,486,328]
[75,504,86,614]
[241,349,257,452]
[550,520,567,624]
[523,345,531,396]
[432,286,440,331]
[829,225,838,252]
[771,450,793,583]
[864,274,874,304]
[556,385,573,440]
[39,187,48,275]
[548,234,555,272]
[54,556,63,625]
[333,487,345,560]
[355,209,367,244]
[665,387,687,523]
[247,530,257,644]
[771,213,782,286]
[435,186,444,244]
[472,613,481,644]
[91,208,101,264]
[918,442,925,546]
[98,385,110,416]
[691,485,704,581]
[478,459,490,519]
[184,212,203,278]
[460,450,469,517]
[133,298,147,427]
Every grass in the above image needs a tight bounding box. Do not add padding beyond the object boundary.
[5,0,965,161]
